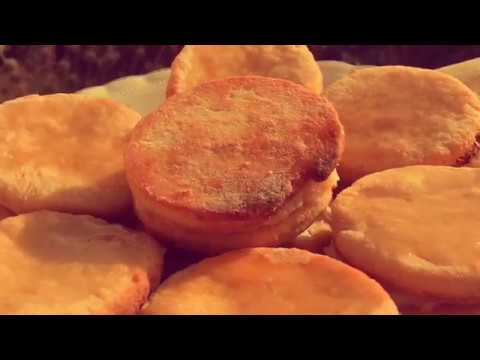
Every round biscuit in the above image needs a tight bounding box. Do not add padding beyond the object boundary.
[126,76,344,254]
[0,94,141,218]
[325,66,480,185]
[167,45,323,96]
[0,211,165,314]
[332,165,480,301]
[141,247,398,315]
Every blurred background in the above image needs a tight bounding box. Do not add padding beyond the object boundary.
[1,45,480,102]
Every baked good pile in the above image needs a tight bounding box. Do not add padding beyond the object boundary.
[1,45,479,315]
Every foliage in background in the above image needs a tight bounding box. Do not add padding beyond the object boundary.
[309,45,480,68]
[1,45,480,102]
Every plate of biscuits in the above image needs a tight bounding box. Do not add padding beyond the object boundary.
[1,45,480,315]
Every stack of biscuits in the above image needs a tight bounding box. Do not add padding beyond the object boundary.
[1,45,479,315]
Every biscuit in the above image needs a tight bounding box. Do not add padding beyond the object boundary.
[0,94,141,218]
[332,165,480,301]
[0,211,165,315]
[141,247,398,315]
[325,66,480,185]
[166,45,323,97]
[126,76,344,254]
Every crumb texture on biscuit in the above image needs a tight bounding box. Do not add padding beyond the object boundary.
[0,211,165,315]
[127,76,343,221]
[142,247,398,315]
[332,165,480,300]
[0,94,141,217]
[167,45,323,96]
[325,66,480,184]
[132,170,337,254]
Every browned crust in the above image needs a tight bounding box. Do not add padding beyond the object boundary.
[0,211,166,315]
[140,199,326,255]
[105,259,165,315]
[166,50,187,98]
[126,76,344,222]
[131,174,335,255]
[142,248,398,315]
[0,94,140,219]
[456,133,480,166]
[103,271,152,315]
[314,142,343,182]
[326,66,480,185]
[166,45,323,97]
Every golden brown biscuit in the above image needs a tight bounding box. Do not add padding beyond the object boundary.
[287,207,333,253]
[0,94,141,218]
[0,211,165,315]
[325,66,480,185]
[332,165,480,302]
[126,76,344,254]
[141,247,398,315]
[166,45,323,96]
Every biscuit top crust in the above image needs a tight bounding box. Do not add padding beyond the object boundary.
[325,66,480,183]
[0,94,141,214]
[127,76,344,220]
[142,247,398,315]
[334,165,480,267]
[0,211,165,314]
[0,94,139,180]
[166,45,323,96]
[332,166,480,299]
